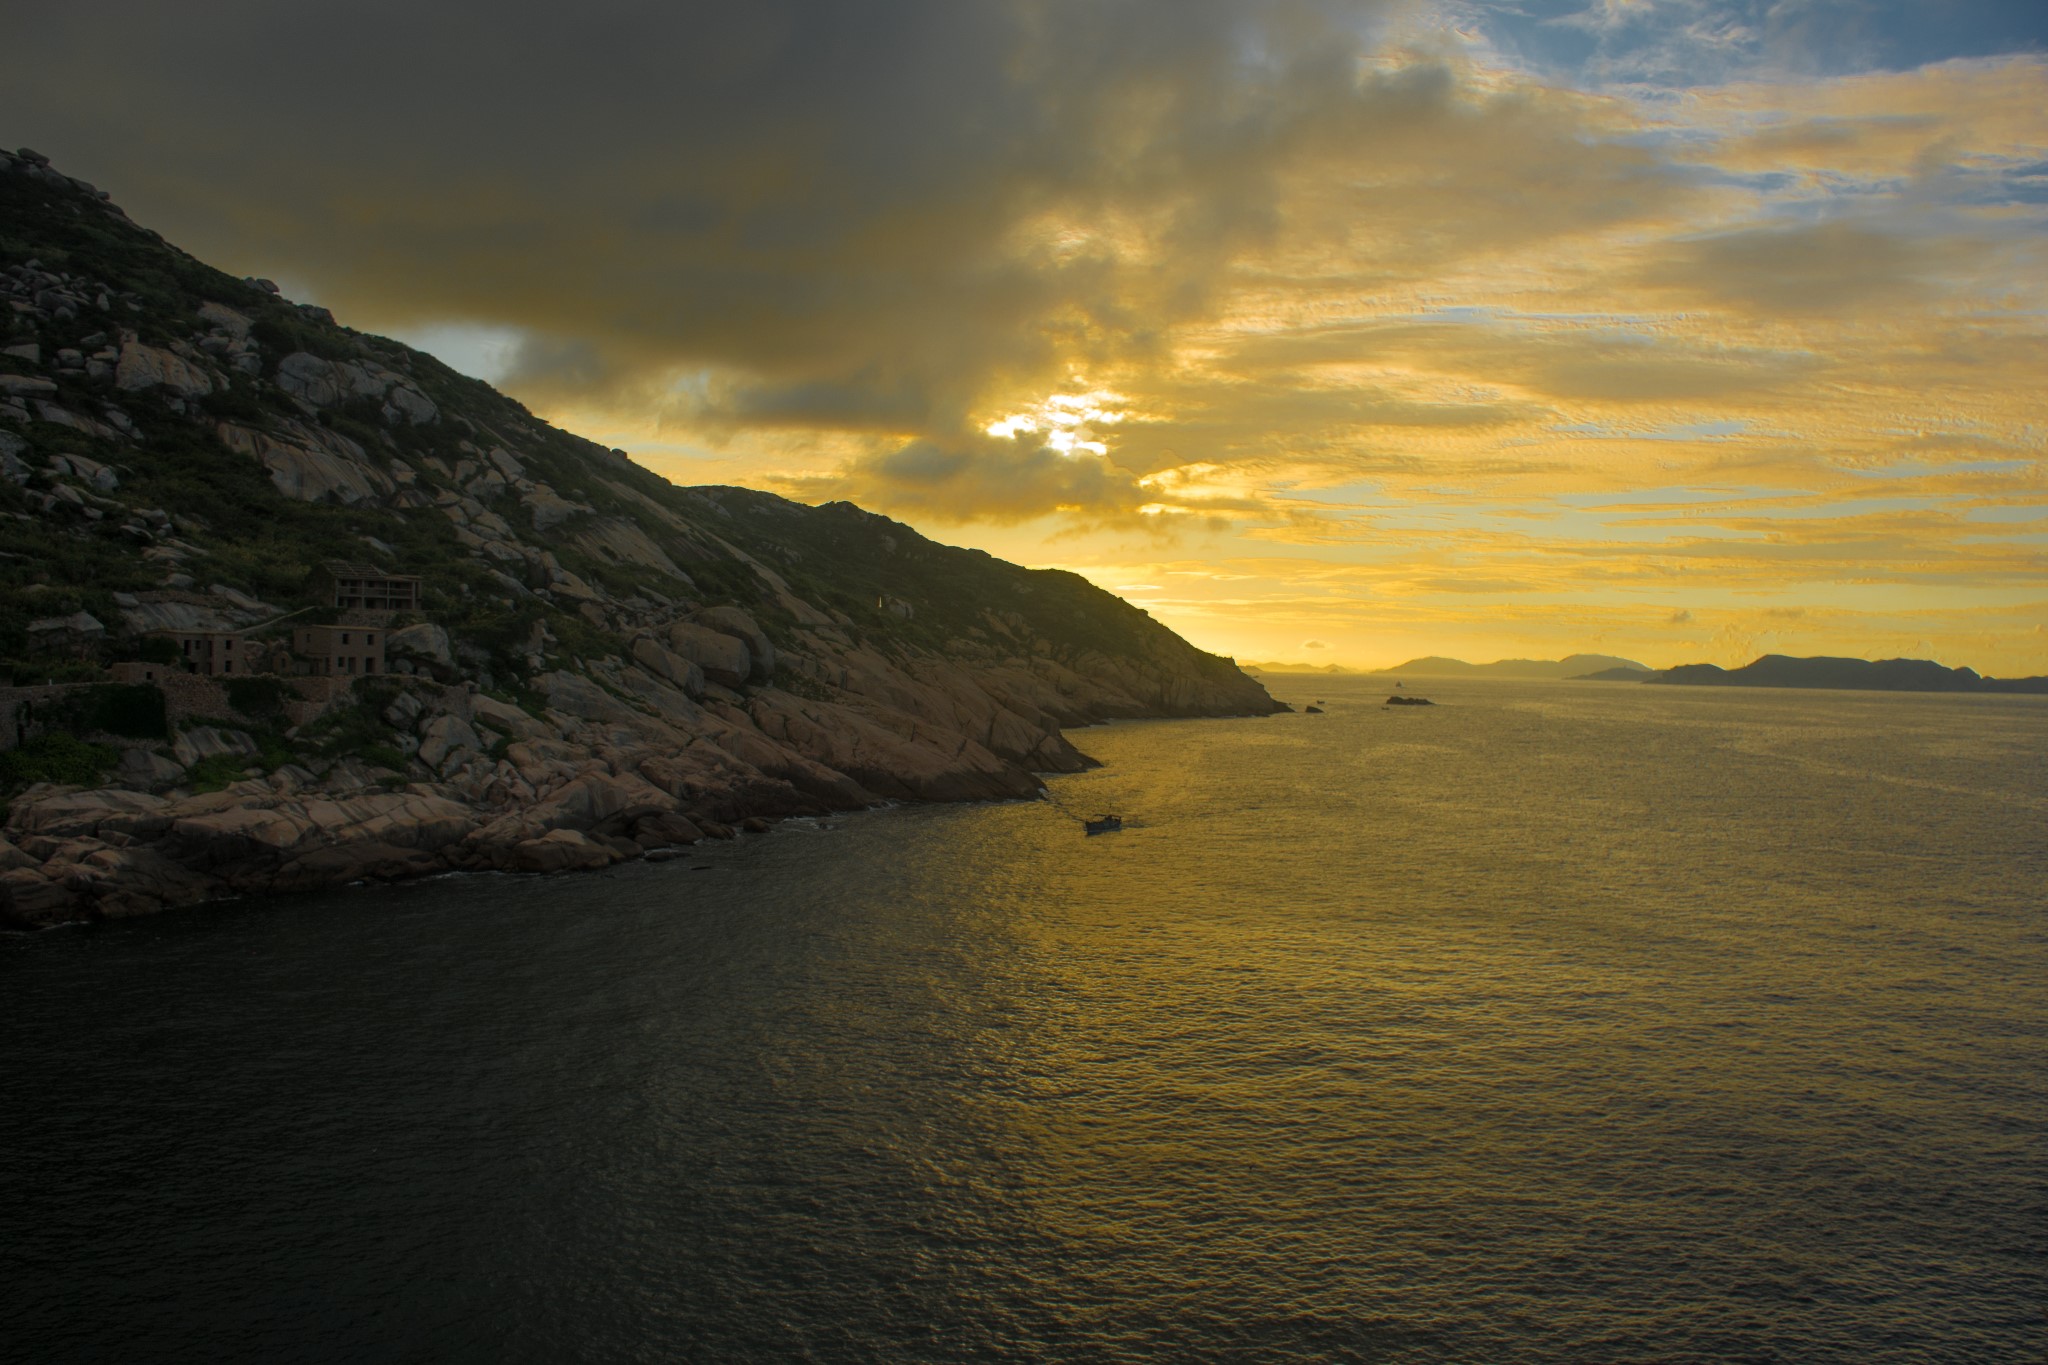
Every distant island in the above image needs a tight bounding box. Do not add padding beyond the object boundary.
[1643,655,2048,695]
[1263,651,2048,694]
[1242,661,1359,676]
[1370,654,1651,679]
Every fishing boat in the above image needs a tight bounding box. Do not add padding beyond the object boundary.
[1084,814,1123,835]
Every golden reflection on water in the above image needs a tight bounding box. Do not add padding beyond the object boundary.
[9,677,2045,1361]
[832,677,2048,1352]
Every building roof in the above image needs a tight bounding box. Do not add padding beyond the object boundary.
[320,559,421,582]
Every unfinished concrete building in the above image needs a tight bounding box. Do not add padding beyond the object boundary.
[313,561,422,616]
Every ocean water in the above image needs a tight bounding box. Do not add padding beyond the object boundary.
[6,676,2046,1363]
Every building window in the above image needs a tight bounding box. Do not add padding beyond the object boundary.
[223,661,234,674]
[225,639,234,651]
[365,634,376,646]
[341,632,351,645]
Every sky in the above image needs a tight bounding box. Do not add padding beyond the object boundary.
[5,0,2046,673]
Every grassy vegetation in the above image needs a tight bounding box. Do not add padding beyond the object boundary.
[0,731,117,789]
[185,752,256,793]
[295,679,406,770]
[223,675,294,720]
[42,683,168,740]
[0,173,274,343]
[179,715,296,771]
[360,745,411,774]
[2,658,109,686]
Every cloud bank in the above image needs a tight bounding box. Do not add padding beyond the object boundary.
[4,1,2043,671]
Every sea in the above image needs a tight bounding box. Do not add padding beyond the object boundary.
[6,676,2045,1363]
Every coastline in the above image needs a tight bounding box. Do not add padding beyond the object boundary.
[0,655,1281,930]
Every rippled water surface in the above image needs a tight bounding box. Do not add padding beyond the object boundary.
[8,677,2047,1362]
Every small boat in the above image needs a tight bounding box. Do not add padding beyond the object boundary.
[1084,814,1123,835]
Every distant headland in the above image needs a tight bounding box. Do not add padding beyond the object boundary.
[1635,655,2048,695]
[1255,651,2047,696]
[1368,654,1652,679]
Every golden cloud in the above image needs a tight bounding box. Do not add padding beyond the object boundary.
[7,6,2044,670]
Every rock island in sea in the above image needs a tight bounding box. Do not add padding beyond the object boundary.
[0,148,1281,929]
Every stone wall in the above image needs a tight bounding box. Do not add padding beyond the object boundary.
[281,675,354,728]
[0,672,363,748]
[0,684,102,748]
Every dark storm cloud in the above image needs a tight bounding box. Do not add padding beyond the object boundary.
[1,0,1401,418]
[2,1,1699,490]
[9,0,2035,607]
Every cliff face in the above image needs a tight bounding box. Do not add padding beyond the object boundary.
[0,148,1279,928]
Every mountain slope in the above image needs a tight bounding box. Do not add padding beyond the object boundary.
[0,146,1279,926]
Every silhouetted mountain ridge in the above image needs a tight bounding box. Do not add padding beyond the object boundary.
[1372,654,1650,678]
[1648,655,2047,695]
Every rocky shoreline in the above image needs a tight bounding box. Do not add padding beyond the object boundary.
[1,623,1279,930]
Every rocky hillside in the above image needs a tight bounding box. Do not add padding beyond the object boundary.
[0,146,1279,928]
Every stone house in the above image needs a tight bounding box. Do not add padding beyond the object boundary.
[149,629,254,676]
[293,624,385,677]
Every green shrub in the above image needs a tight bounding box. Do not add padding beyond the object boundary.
[175,716,298,776]
[0,731,117,790]
[43,684,169,740]
[4,659,107,686]
[349,676,403,709]
[360,744,411,773]
[133,637,182,666]
[251,314,354,363]
[299,709,373,757]
[196,383,268,422]
[185,752,255,793]
[224,675,294,720]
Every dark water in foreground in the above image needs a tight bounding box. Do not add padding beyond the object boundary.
[7,677,2047,1362]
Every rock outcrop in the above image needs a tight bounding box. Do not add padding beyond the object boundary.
[114,341,215,397]
[216,419,396,504]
